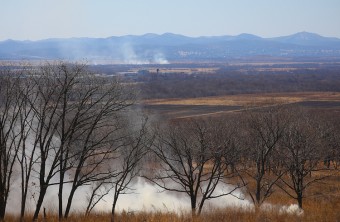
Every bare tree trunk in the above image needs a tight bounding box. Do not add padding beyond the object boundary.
[0,198,5,221]
[58,181,63,221]
[64,186,77,218]
[33,186,48,221]
[19,164,29,221]
[297,193,303,209]
[19,143,36,221]
[190,195,197,217]
[255,177,261,204]
[111,197,118,222]
[58,148,64,221]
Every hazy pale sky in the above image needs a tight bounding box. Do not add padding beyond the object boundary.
[1,0,340,41]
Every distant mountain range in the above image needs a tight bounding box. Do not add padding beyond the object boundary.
[1,32,340,63]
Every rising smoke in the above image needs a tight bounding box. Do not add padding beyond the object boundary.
[121,43,169,65]
[7,176,252,214]
[7,176,304,216]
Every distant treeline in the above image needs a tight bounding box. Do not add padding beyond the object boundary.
[137,69,340,99]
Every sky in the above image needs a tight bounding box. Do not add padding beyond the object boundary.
[1,0,340,41]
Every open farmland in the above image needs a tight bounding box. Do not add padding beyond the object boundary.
[142,91,340,119]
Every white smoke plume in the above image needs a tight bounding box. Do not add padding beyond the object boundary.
[279,204,304,216]
[261,203,304,216]
[120,43,169,65]
[121,43,149,65]
[84,177,253,214]
[153,52,169,64]
[6,176,251,215]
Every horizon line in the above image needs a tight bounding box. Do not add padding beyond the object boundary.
[1,31,339,42]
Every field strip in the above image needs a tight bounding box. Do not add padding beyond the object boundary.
[144,92,340,107]
[173,102,297,119]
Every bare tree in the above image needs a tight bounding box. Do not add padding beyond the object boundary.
[147,118,241,216]
[0,69,26,220]
[277,108,331,209]
[22,62,135,220]
[322,115,340,169]
[16,74,39,221]
[62,89,133,219]
[28,64,68,221]
[85,180,111,216]
[237,106,290,208]
[110,115,152,222]
[83,116,152,220]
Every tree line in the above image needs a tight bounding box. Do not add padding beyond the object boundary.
[145,107,339,215]
[0,63,153,222]
[0,63,339,221]
[137,68,340,99]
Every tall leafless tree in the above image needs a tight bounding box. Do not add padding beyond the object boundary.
[15,73,39,221]
[22,62,135,221]
[62,81,135,219]
[276,108,332,209]
[28,64,69,221]
[321,115,340,169]
[84,115,152,220]
[237,106,290,208]
[85,180,111,216]
[110,115,153,222]
[0,68,27,221]
[147,118,241,216]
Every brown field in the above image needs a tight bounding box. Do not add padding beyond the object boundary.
[145,92,340,106]
[142,91,340,119]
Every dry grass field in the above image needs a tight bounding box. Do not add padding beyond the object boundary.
[145,92,340,106]
[4,171,339,222]
[143,91,340,119]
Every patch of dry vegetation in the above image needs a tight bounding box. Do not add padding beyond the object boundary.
[6,204,339,222]
[145,92,340,107]
[4,172,339,222]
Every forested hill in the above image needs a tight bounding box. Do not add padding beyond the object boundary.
[1,32,340,62]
